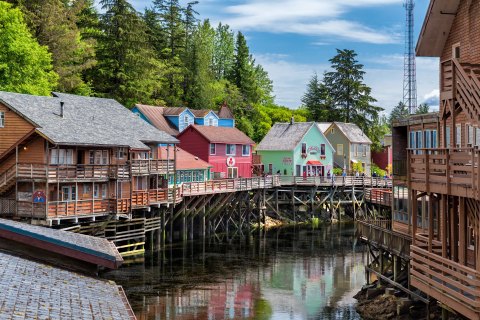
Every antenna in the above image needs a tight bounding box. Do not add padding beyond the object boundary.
[403,0,417,114]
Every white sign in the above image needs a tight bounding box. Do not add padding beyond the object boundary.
[226,156,236,167]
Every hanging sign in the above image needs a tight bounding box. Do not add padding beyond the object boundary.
[33,191,46,203]
[226,156,236,167]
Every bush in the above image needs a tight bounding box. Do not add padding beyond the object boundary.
[333,168,343,176]
[371,164,386,177]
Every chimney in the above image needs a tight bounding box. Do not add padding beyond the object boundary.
[290,116,294,125]
[60,101,64,118]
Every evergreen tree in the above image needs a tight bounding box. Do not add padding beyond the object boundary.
[213,23,235,80]
[13,0,96,94]
[301,72,335,121]
[231,32,257,104]
[95,0,160,106]
[323,49,381,126]
[416,103,430,114]
[0,1,58,95]
[389,101,409,123]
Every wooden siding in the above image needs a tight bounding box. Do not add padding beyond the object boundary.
[178,127,210,162]
[0,103,35,156]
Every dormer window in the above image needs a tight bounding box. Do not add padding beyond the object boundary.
[0,111,4,127]
[184,114,189,126]
[208,118,214,126]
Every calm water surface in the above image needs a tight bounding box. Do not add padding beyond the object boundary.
[104,223,367,320]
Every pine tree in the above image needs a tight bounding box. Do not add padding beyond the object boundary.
[0,2,58,95]
[416,103,430,114]
[13,0,96,94]
[95,0,160,106]
[230,32,259,104]
[324,49,380,125]
[389,101,409,123]
[213,23,235,80]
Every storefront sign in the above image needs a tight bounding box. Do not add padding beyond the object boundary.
[226,156,236,167]
[282,157,293,165]
[307,146,320,154]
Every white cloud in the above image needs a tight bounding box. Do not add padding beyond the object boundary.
[221,0,402,44]
[255,53,439,114]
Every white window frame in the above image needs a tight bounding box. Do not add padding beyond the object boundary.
[337,144,344,156]
[468,124,474,146]
[301,143,307,154]
[226,144,236,156]
[320,144,326,156]
[476,127,480,147]
[93,184,100,198]
[210,143,216,155]
[117,147,127,159]
[456,124,462,147]
[0,111,4,128]
[242,145,250,156]
[62,186,76,201]
[208,118,214,126]
[101,184,107,199]
[446,126,451,148]
[50,149,74,165]
[227,167,238,178]
[363,145,367,157]
[184,114,189,126]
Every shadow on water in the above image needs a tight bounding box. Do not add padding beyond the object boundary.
[103,222,367,320]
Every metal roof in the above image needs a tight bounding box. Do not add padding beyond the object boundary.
[0,91,178,149]
[0,250,136,319]
[134,104,179,137]
[178,125,255,145]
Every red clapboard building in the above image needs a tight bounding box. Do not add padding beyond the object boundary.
[177,125,255,178]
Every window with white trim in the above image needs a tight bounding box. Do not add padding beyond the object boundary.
[226,144,236,155]
[468,124,474,146]
[101,184,107,199]
[50,149,74,165]
[210,143,216,155]
[337,144,343,156]
[227,167,238,178]
[242,145,250,156]
[301,143,307,154]
[456,124,461,147]
[117,147,127,159]
[320,144,326,156]
[94,184,99,198]
[0,111,4,127]
[89,150,109,165]
[363,145,367,157]
[446,126,451,148]
[476,127,480,147]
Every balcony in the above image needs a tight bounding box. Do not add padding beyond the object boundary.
[408,148,480,199]
[47,199,113,218]
[411,244,480,320]
[356,220,411,258]
[130,159,174,176]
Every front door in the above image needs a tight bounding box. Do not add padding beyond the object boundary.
[296,165,301,176]
[228,167,238,178]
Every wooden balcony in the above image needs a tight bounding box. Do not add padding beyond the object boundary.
[47,199,113,218]
[130,159,173,176]
[48,164,110,182]
[116,198,131,214]
[409,148,480,199]
[132,190,149,207]
[411,245,480,320]
[357,220,411,258]
[365,189,392,207]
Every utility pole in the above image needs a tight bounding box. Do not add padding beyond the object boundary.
[403,0,417,114]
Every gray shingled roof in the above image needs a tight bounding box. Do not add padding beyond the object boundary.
[317,122,332,133]
[256,122,315,151]
[0,91,178,150]
[0,250,135,319]
[333,122,372,144]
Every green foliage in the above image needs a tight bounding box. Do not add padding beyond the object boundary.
[371,163,386,177]
[0,1,58,95]
[416,103,430,114]
[352,162,364,173]
[333,168,343,176]
[253,298,273,320]
[365,115,390,152]
[389,101,409,124]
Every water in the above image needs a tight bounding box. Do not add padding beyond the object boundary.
[104,223,367,320]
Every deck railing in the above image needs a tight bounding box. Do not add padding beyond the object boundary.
[130,159,173,176]
[48,199,112,218]
[408,147,480,199]
[279,175,392,188]
[365,188,393,207]
[357,220,411,258]
[410,245,480,320]
[182,176,280,196]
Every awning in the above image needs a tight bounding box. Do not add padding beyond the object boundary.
[307,160,322,165]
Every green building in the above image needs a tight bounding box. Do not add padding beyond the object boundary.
[256,121,335,176]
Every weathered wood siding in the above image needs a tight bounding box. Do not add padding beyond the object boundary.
[0,103,35,156]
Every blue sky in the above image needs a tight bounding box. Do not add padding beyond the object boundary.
[124,0,438,113]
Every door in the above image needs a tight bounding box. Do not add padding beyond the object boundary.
[228,167,238,178]
[296,165,301,176]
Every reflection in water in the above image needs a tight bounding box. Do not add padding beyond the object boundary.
[104,223,366,320]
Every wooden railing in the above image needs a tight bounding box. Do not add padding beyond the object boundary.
[116,198,131,214]
[409,148,480,199]
[357,220,411,258]
[393,159,407,177]
[411,245,480,320]
[130,159,173,176]
[48,199,112,218]
[0,164,16,192]
[365,189,393,207]
[132,190,149,207]
[110,165,130,179]
[278,175,392,188]
[182,176,280,196]
[48,164,110,181]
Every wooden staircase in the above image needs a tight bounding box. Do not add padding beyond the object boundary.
[453,58,480,124]
[0,165,16,195]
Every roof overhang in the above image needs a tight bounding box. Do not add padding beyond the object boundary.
[416,0,461,57]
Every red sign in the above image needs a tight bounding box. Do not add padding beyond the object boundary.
[226,156,236,167]
[33,190,46,203]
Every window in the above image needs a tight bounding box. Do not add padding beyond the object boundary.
[453,43,461,59]
[50,149,74,165]
[228,167,238,178]
[354,144,358,156]
[431,130,437,148]
[62,186,76,201]
[101,184,107,199]
[184,115,189,126]
[0,111,4,127]
[363,145,367,157]
[330,128,335,134]
[90,150,109,165]
[83,184,91,194]
[210,143,216,155]
[424,130,431,148]
[93,184,99,198]
[208,118,214,126]
[226,144,236,155]
[301,143,307,154]
[456,124,461,147]
[117,147,127,159]
[446,126,451,148]
[242,145,250,156]
[468,124,474,146]
[476,128,480,147]
[409,131,415,149]
[268,164,273,174]
[337,144,344,156]
[320,144,325,156]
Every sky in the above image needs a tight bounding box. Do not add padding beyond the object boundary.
[123,0,439,114]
